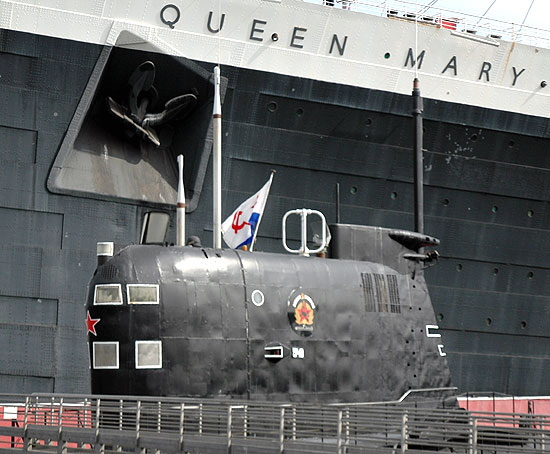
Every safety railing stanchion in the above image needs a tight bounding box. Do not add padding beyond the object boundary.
[279,407,285,454]
[179,402,185,452]
[57,397,65,454]
[401,412,408,453]
[94,398,103,454]
[337,409,343,454]
[23,396,30,453]
[468,416,478,454]
[227,406,233,454]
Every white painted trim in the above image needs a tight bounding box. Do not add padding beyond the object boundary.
[127,284,160,305]
[135,340,163,369]
[93,341,119,369]
[2,0,550,118]
[94,284,123,305]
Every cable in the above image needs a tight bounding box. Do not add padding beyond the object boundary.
[521,0,535,26]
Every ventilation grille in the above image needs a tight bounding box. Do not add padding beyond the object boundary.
[99,264,119,280]
[361,273,401,313]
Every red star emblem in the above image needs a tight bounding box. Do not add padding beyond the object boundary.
[295,301,314,325]
[86,311,100,336]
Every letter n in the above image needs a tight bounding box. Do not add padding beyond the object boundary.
[329,34,348,56]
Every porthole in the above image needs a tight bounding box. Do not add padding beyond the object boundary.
[296,107,304,116]
[456,264,463,271]
[251,289,265,307]
[528,271,534,279]
[350,186,358,194]
[493,267,499,275]
[520,321,527,329]
[442,198,450,206]
[527,210,534,217]
[390,191,397,199]
[267,101,277,112]
[491,205,498,213]
[486,317,492,326]
[384,52,391,59]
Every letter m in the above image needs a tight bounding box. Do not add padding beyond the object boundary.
[404,48,425,69]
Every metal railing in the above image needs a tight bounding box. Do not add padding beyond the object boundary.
[0,395,550,454]
[0,393,549,453]
[304,0,550,49]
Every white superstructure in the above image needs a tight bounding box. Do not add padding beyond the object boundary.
[2,0,550,117]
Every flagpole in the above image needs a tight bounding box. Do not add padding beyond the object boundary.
[249,171,275,252]
[213,66,222,248]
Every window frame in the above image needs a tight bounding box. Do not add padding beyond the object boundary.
[135,340,163,369]
[94,283,123,305]
[92,341,119,369]
[126,284,160,305]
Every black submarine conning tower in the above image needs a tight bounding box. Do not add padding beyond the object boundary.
[413,77,424,234]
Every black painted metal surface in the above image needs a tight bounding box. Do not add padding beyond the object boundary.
[87,224,451,402]
[0,27,548,397]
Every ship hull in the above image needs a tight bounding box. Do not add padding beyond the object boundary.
[0,27,548,396]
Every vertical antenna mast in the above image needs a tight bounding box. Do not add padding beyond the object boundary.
[176,154,185,246]
[412,78,424,234]
[213,66,222,248]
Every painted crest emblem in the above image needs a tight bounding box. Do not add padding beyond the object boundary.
[288,292,316,336]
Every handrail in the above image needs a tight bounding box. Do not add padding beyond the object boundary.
[0,393,549,452]
[304,0,550,49]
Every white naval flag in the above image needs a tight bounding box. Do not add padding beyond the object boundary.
[221,174,274,250]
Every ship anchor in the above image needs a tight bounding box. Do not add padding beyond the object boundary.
[107,61,197,147]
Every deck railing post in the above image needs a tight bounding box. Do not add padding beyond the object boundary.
[345,408,350,448]
[468,416,478,454]
[336,410,343,454]
[279,407,285,454]
[94,399,103,454]
[227,406,233,454]
[401,412,408,453]
[118,400,123,431]
[179,403,185,452]
[243,405,248,438]
[136,400,142,454]
[57,397,66,454]
[23,396,30,452]
[292,406,296,441]
[199,403,203,435]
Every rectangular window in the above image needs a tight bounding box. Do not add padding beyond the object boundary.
[94,284,123,305]
[135,341,162,369]
[93,342,119,369]
[127,284,159,305]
